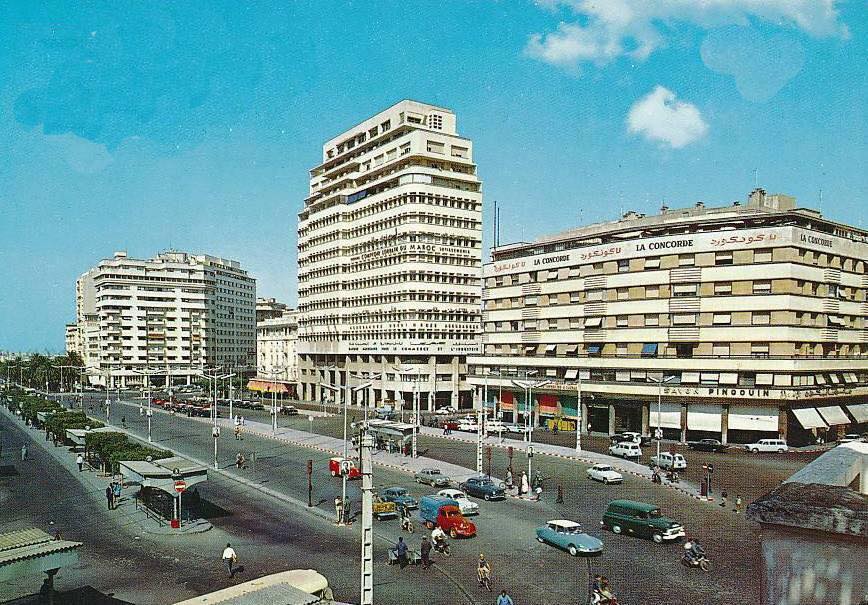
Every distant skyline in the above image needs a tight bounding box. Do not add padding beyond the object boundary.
[1,1,865,352]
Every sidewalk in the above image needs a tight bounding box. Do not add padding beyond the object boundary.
[0,404,211,536]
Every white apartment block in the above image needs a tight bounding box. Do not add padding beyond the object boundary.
[251,309,299,396]
[469,190,868,446]
[256,297,290,323]
[70,250,256,387]
[297,100,483,410]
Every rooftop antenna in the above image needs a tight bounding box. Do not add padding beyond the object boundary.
[819,188,824,208]
[492,200,497,253]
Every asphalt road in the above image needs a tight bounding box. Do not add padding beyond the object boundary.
[72,395,780,605]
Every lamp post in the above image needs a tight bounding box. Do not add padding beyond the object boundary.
[392,365,424,458]
[511,372,550,480]
[132,368,162,443]
[201,369,234,469]
[647,374,678,463]
[575,373,582,453]
[259,365,287,435]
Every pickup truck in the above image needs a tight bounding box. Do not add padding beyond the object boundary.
[688,439,729,453]
[418,495,476,538]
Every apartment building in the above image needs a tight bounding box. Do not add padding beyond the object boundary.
[70,250,256,387]
[297,100,483,410]
[256,297,290,322]
[250,309,299,396]
[469,190,868,445]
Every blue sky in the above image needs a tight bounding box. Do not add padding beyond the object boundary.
[1,1,865,352]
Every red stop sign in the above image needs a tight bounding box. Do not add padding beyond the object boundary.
[174,480,187,493]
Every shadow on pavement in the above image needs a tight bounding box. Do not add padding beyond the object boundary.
[7,586,134,605]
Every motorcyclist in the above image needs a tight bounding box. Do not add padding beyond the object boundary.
[477,553,491,583]
[431,526,447,547]
[400,503,412,531]
[683,537,706,564]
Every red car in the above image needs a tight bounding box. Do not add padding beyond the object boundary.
[329,457,361,480]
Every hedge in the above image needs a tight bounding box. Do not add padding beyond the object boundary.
[85,430,172,473]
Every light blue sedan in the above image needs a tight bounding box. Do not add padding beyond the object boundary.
[536,519,604,557]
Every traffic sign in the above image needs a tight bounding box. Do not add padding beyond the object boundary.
[654,428,663,440]
[174,480,187,493]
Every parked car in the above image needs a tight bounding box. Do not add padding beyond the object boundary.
[380,487,418,509]
[418,495,476,538]
[505,423,532,434]
[329,457,361,479]
[608,442,642,461]
[602,499,685,544]
[459,476,506,501]
[744,439,789,453]
[837,434,863,444]
[456,420,479,433]
[611,432,650,445]
[536,519,604,557]
[649,452,687,470]
[436,488,480,516]
[586,464,623,485]
[688,439,729,452]
[280,405,299,416]
[414,468,451,487]
[484,420,507,433]
[435,406,457,415]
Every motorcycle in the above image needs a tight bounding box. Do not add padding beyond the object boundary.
[681,552,711,572]
[666,470,680,484]
[400,516,414,533]
[477,568,492,592]
[590,591,619,605]
[433,539,451,556]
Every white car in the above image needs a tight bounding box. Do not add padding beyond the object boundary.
[506,423,532,434]
[650,452,687,470]
[744,439,789,453]
[436,488,480,516]
[838,434,863,444]
[435,406,457,415]
[484,420,507,433]
[608,442,642,461]
[586,464,623,484]
[456,420,479,432]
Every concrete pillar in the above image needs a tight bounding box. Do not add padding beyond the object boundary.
[451,355,459,410]
[641,402,650,437]
[607,403,616,435]
[860,458,868,496]
[778,406,788,442]
[428,392,434,413]
[581,400,589,434]
[721,405,729,445]
[680,404,688,443]
[380,356,387,402]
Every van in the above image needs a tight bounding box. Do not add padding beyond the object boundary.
[601,499,685,544]
[649,452,687,470]
[608,442,642,460]
[418,495,476,538]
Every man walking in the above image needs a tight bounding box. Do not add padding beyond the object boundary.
[420,536,432,569]
[222,543,237,577]
[20,444,27,461]
[112,481,122,506]
[105,485,114,510]
[334,496,343,524]
[76,454,84,472]
[497,590,514,605]
[734,494,743,514]
[394,536,408,569]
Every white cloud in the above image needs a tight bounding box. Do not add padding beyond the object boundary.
[626,86,708,149]
[526,0,847,71]
[46,133,114,174]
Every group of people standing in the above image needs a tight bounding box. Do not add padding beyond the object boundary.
[104,480,122,509]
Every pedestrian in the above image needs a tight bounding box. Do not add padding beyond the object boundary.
[344,498,352,524]
[240,416,245,426]
[556,483,564,504]
[222,543,237,577]
[420,536,432,569]
[394,536,408,569]
[719,490,728,508]
[734,494,743,514]
[520,471,529,496]
[235,452,245,469]
[105,485,114,510]
[20,444,27,461]
[335,496,344,524]
[121,415,126,428]
[497,590,514,605]
[234,425,241,440]
[112,481,122,506]
[76,453,84,472]
[505,467,513,489]
[442,422,448,436]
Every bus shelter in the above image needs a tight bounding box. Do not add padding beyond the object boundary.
[118,456,208,527]
[364,419,415,454]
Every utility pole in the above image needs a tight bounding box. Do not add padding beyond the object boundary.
[359,425,374,605]
[476,408,483,475]
[201,369,233,470]
[575,374,582,453]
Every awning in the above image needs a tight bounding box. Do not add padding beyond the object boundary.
[681,372,700,384]
[545,369,557,377]
[687,404,722,432]
[673,284,697,294]
[565,345,578,354]
[499,391,515,411]
[700,373,720,384]
[630,370,646,380]
[816,406,850,426]
[648,402,682,429]
[728,405,778,432]
[545,344,557,353]
[843,372,858,384]
[845,404,868,423]
[586,344,601,355]
[719,373,739,385]
[828,374,842,385]
[645,258,660,268]
[827,315,844,326]
[641,343,658,357]
[615,370,630,382]
[0,528,82,582]
[756,373,774,386]
[792,408,827,430]
[564,369,578,380]
[539,394,559,415]
[247,379,290,394]
[815,374,827,385]
[584,317,602,328]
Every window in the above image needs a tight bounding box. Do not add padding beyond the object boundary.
[681,372,700,384]
[755,373,774,385]
[646,286,659,298]
[587,290,604,302]
[570,292,581,303]
[451,146,468,158]
[752,312,771,325]
[616,315,628,327]
[715,252,733,266]
[645,258,660,269]
[428,113,443,130]
[586,344,602,356]
[714,282,732,295]
[673,284,698,297]
[700,373,720,385]
[618,259,630,273]
[712,343,730,356]
[645,314,659,327]
[712,313,731,325]
[753,281,772,294]
[641,343,658,357]
[672,313,696,325]
[617,288,629,300]
[678,254,695,267]
[426,140,445,154]
[525,295,538,306]
[584,316,603,328]
[751,343,770,358]
[827,315,844,327]
[754,249,773,263]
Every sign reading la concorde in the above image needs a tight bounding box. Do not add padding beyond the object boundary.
[489,225,865,276]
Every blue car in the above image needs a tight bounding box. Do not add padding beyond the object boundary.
[536,519,603,557]
[380,487,418,510]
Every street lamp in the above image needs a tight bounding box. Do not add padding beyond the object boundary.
[259,365,287,435]
[392,365,424,458]
[200,369,234,469]
[132,368,162,443]
[511,371,550,483]
[646,374,678,463]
